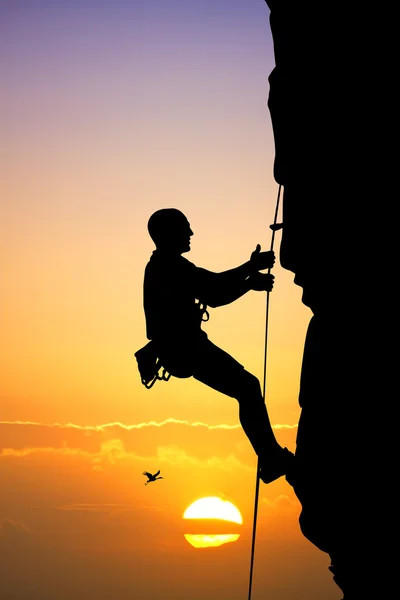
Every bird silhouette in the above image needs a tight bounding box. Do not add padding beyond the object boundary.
[143,469,164,485]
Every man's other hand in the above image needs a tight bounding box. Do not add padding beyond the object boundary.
[250,244,275,271]
[248,272,275,292]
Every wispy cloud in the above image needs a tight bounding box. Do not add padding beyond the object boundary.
[0,418,297,431]
[1,447,90,457]
[260,494,297,508]
[0,518,31,537]
[1,440,253,472]
[57,503,137,512]
[0,420,298,472]
[156,445,252,471]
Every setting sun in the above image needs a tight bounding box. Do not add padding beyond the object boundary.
[183,496,243,524]
[183,497,242,548]
[184,534,240,548]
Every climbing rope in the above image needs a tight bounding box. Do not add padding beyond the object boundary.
[247,183,283,600]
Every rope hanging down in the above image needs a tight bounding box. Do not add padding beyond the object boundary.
[247,184,283,600]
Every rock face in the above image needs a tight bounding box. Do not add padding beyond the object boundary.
[265,2,391,598]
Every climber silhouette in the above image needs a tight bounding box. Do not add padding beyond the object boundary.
[140,208,293,484]
[143,469,164,485]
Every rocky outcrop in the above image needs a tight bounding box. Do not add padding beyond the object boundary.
[265,2,391,598]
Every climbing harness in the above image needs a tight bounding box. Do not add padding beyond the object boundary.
[198,302,210,322]
[247,183,283,600]
[135,301,209,389]
[134,341,171,389]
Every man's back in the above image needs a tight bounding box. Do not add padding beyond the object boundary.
[143,250,205,346]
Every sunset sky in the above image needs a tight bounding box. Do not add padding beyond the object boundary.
[2,2,340,599]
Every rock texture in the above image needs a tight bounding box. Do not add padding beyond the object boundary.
[265,2,392,598]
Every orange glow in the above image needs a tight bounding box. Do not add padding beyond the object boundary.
[1,2,325,597]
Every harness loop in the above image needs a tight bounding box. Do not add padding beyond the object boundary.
[199,302,210,322]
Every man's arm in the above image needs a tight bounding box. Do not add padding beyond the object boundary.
[195,246,275,308]
[195,266,251,307]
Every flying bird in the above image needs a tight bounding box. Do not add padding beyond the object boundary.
[143,469,164,485]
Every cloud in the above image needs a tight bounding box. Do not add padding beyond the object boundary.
[0,518,31,538]
[0,420,298,473]
[260,494,297,508]
[0,434,254,474]
[0,418,297,432]
[57,503,137,513]
[1,446,88,457]
[156,445,252,471]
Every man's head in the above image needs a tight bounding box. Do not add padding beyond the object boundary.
[147,208,193,253]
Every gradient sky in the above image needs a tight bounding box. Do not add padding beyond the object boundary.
[1,2,339,599]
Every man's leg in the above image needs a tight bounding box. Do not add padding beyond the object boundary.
[192,338,293,482]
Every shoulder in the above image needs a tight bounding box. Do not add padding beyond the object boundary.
[179,255,196,268]
[179,256,201,277]
[145,252,199,274]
